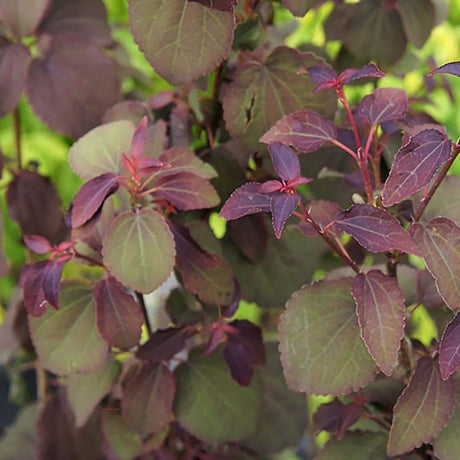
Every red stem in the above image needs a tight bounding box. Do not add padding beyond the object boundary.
[338,89,362,150]
[331,139,359,160]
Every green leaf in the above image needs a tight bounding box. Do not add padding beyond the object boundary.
[221,46,337,151]
[102,208,175,293]
[29,281,108,375]
[316,432,389,460]
[433,391,460,460]
[243,342,308,455]
[122,363,174,437]
[128,0,234,85]
[67,356,120,427]
[279,279,377,395]
[387,356,456,456]
[101,411,142,460]
[69,120,135,179]
[174,349,262,444]
[225,225,326,308]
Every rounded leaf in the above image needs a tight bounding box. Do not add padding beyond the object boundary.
[29,281,108,375]
[102,209,175,293]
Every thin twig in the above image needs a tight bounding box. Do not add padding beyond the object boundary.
[136,292,152,336]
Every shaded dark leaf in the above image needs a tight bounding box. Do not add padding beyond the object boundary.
[169,221,234,305]
[220,183,271,221]
[42,259,65,310]
[7,170,66,244]
[94,277,144,350]
[382,129,452,206]
[71,173,119,228]
[387,356,456,456]
[260,110,337,154]
[355,88,408,127]
[228,213,268,263]
[21,261,48,317]
[410,218,460,311]
[136,327,191,363]
[334,204,421,255]
[270,193,300,239]
[221,278,241,318]
[0,38,31,117]
[351,270,406,376]
[222,46,337,150]
[417,270,444,309]
[282,0,311,16]
[439,313,460,380]
[129,0,234,85]
[335,404,363,440]
[188,0,237,11]
[155,172,220,210]
[268,143,301,181]
[38,0,112,47]
[421,175,460,225]
[279,279,376,395]
[313,399,343,434]
[23,235,52,254]
[37,391,103,460]
[102,100,151,125]
[27,39,121,138]
[122,363,175,437]
[0,0,51,37]
[297,200,342,238]
[396,0,435,48]
[224,320,265,386]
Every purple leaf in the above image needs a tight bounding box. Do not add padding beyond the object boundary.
[94,277,143,350]
[0,0,51,37]
[259,180,283,194]
[416,270,444,309]
[42,260,65,310]
[260,110,337,154]
[129,116,148,159]
[37,0,112,47]
[307,66,337,84]
[334,204,421,256]
[335,404,363,440]
[24,235,52,254]
[439,313,460,380]
[298,200,342,237]
[382,129,452,206]
[122,363,175,437]
[340,64,385,85]
[428,61,460,78]
[0,38,31,118]
[224,320,265,386]
[387,356,456,456]
[71,173,119,228]
[188,0,237,11]
[270,193,300,239]
[313,399,343,433]
[21,261,48,317]
[136,327,191,363]
[220,183,272,221]
[27,39,121,138]
[155,172,220,211]
[221,279,241,318]
[6,170,66,244]
[351,270,406,376]
[355,88,408,127]
[410,218,460,311]
[169,221,235,305]
[268,143,301,181]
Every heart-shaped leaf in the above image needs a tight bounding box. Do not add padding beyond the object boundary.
[410,218,460,311]
[387,356,456,456]
[29,281,108,375]
[268,143,301,181]
[351,270,406,376]
[270,193,300,239]
[382,129,452,206]
[220,183,271,221]
[174,349,262,444]
[260,110,337,154]
[279,278,377,395]
[129,0,234,84]
[102,209,175,294]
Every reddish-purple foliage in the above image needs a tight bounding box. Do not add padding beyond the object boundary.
[439,313,460,380]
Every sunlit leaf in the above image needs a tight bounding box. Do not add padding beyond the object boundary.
[382,129,452,206]
[260,109,337,154]
[29,281,108,375]
[387,356,456,456]
[122,363,174,437]
[174,349,262,444]
[410,218,460,311]
[67,356,120,427]
[351,270,406,376]
[94,277,144,350]
[129,0,234,84]
[102,208,175,293]
[279,279,377,395]
[69,121,135,180]
[222,46,337,150]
